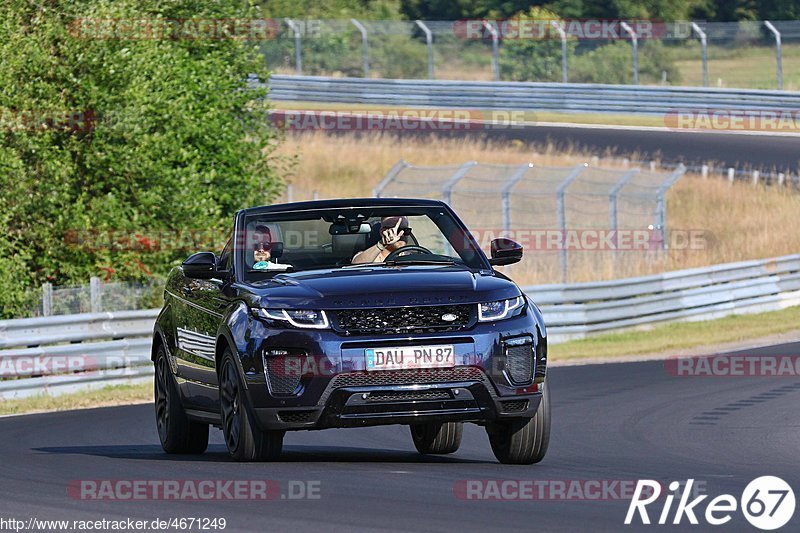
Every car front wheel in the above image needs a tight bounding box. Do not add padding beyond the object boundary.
[219,349,284,462]
[410,422,463,455]
[486,383,551,464]
[154,344,209,454]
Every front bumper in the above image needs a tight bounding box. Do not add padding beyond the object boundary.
[239,310,546,431]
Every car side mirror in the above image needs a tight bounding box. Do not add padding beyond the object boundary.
[489,238,523,266]
[182,252,218,279]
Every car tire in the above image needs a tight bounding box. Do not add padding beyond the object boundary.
[154,344,209,454]
[487,383,551,465]
[410,422,463,455]
[219,349,284,462]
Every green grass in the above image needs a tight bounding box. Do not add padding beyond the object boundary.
[0,382,150,416]
[551,305,800,361]
[672,44,800,91]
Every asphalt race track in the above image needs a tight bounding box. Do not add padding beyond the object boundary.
[1,341,799,532]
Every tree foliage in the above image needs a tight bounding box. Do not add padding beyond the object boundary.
[0,0,282,317]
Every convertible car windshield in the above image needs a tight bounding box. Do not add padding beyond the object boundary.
[238,205,488,280]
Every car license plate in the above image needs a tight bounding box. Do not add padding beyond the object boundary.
[365,345,455,371]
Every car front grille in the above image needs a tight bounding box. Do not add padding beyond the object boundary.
[329,366,485,388]
[333,304,473,335]
[505,343,534,385]
[365,390,452,402]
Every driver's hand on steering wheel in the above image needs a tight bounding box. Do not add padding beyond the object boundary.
[380,218,404,248]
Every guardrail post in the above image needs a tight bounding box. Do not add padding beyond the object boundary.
[655,164,686,249]
[550,21,568,83]
[441,161,477,206]
[764,21,783,90]
[42,283,53,317]
[482,21,500,81]
[557,163,587,282]
[621,22,639,85]
[415,20,435,79]
[351,19,370,77]
[691,22,708,87]
[501,163,533,232]
[90,276,101,313]
[374,159,410,197]
[285,19,303,75]
[286,183,294,203]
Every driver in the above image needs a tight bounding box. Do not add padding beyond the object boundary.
[352,216,411,264]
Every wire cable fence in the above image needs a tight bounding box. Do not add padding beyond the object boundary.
[260,19,800,90]
[376,160,686,282]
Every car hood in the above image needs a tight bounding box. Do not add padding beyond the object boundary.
[246,265,520,309]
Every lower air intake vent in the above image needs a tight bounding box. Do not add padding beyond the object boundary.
[505,343,534,385]
[264,352,304,395]
[501,399,529,413]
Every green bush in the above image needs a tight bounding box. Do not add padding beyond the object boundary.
[499,7,577,82]
[0,0,283,318]
[571,40,682,85]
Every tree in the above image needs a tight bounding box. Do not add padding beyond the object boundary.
[0,0,282,317]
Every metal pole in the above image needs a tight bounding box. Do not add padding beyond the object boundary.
[42,282,53,317]
[285,19,302,75]
[550,21,568,83]
[655,164,686,249]
[90,276,101,313]
[442,161,477,206]
[374,160,410,197]
[764,21,783,90]
[621,22,639,85]
[557,163,587,282]
[415,20,434,79]
[351,19,369,77]
[482,21,500,81]
[691,22,708,87]
[608,169,640,237]
[501,164,533,232]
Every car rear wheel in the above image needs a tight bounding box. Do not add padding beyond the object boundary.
[486,383,551,465]
[154,344,209,454]
[219,349,284,462]
[410,422,463,455]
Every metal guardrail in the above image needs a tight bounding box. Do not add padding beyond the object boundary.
[268,75,800,115]
[1,254,799,398]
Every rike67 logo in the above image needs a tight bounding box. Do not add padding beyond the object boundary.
[626,477,795,530]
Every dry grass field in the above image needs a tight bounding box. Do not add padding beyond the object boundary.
[274,132,800,284]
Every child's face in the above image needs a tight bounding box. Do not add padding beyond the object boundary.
[254,248,271,262]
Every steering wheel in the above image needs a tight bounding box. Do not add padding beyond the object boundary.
[384,244,433,261]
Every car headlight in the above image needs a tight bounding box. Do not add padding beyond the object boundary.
[478,296,525,322]
[253,308,330,329]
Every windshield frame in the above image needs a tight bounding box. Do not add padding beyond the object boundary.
[233,202,492,283]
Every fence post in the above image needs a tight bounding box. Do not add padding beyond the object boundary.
[691,22,708,87]
[286,183,294,203]
[752,170,760,186]
[90,276,101,313]
[501,163,533,232]
[778,173,785,186]
[482,21,500,81]
[441,161,477,206]
[655,164,686,249]
[557,163,587,282]
[728,168,735,183]
[42,283,53,317]
[374,159,410,197]
[415,20,435,79]
[621,22,639,85]
[550,21,568,83]
[764,21,783,90]
[285,19,303,75]
[351,19,370,77]
[608,168,640,237]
